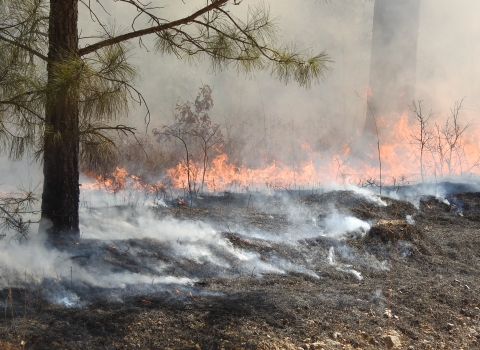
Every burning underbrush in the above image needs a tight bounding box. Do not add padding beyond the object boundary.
[79,87,480,203]
[1,183,480,349]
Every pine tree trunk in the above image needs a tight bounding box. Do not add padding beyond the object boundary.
[40,0,80,242]
[364,0,421,136]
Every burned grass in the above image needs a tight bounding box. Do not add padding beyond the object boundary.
[0,189,479,349]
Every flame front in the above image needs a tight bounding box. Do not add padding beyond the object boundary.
[83,167,166,194]
[82,111,480,195]
[167,154,323,192]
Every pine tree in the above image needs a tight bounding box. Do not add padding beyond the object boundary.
[0,0,329,243]
[365,0,421,136]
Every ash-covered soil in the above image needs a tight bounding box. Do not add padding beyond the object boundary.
[1,187,480,349]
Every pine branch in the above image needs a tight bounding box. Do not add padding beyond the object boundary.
[0,34,49,62]
[79,0,229,56]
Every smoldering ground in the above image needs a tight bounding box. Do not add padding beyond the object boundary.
[1,186,390,307]
[1,179,474,307]
[2,183,480,349]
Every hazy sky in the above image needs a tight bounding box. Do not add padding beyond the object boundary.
[4,0,480,187]
[77,0,480,131]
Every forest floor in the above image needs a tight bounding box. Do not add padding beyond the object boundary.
[0,186,479,349]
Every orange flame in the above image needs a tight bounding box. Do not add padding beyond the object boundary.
[83,167,166,194]
[82,111,480,195]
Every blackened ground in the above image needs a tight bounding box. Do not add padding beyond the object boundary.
[0,189,480,349]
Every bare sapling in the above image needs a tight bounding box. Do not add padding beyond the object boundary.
[428,98,475,178]
[154,85,222,196]
[391,175,409,194]
[409,100,434,182]
[442,98,472,176]
[430,123,447,179]
[334,156,350,185]
[194,123,223,193]
[157,126,195,195]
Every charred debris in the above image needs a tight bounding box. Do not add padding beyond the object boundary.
[1,182,480,349]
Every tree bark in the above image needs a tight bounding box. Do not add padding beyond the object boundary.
[40,0,80,242]
[364,0,421,136]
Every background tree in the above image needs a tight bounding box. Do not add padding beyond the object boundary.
[364,0,421,136]
[0,0,330,243]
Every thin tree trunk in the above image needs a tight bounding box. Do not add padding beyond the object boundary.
[364,0,421,136]
[40,0,80,242]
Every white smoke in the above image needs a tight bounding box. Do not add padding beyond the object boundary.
[328,246,363,281]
